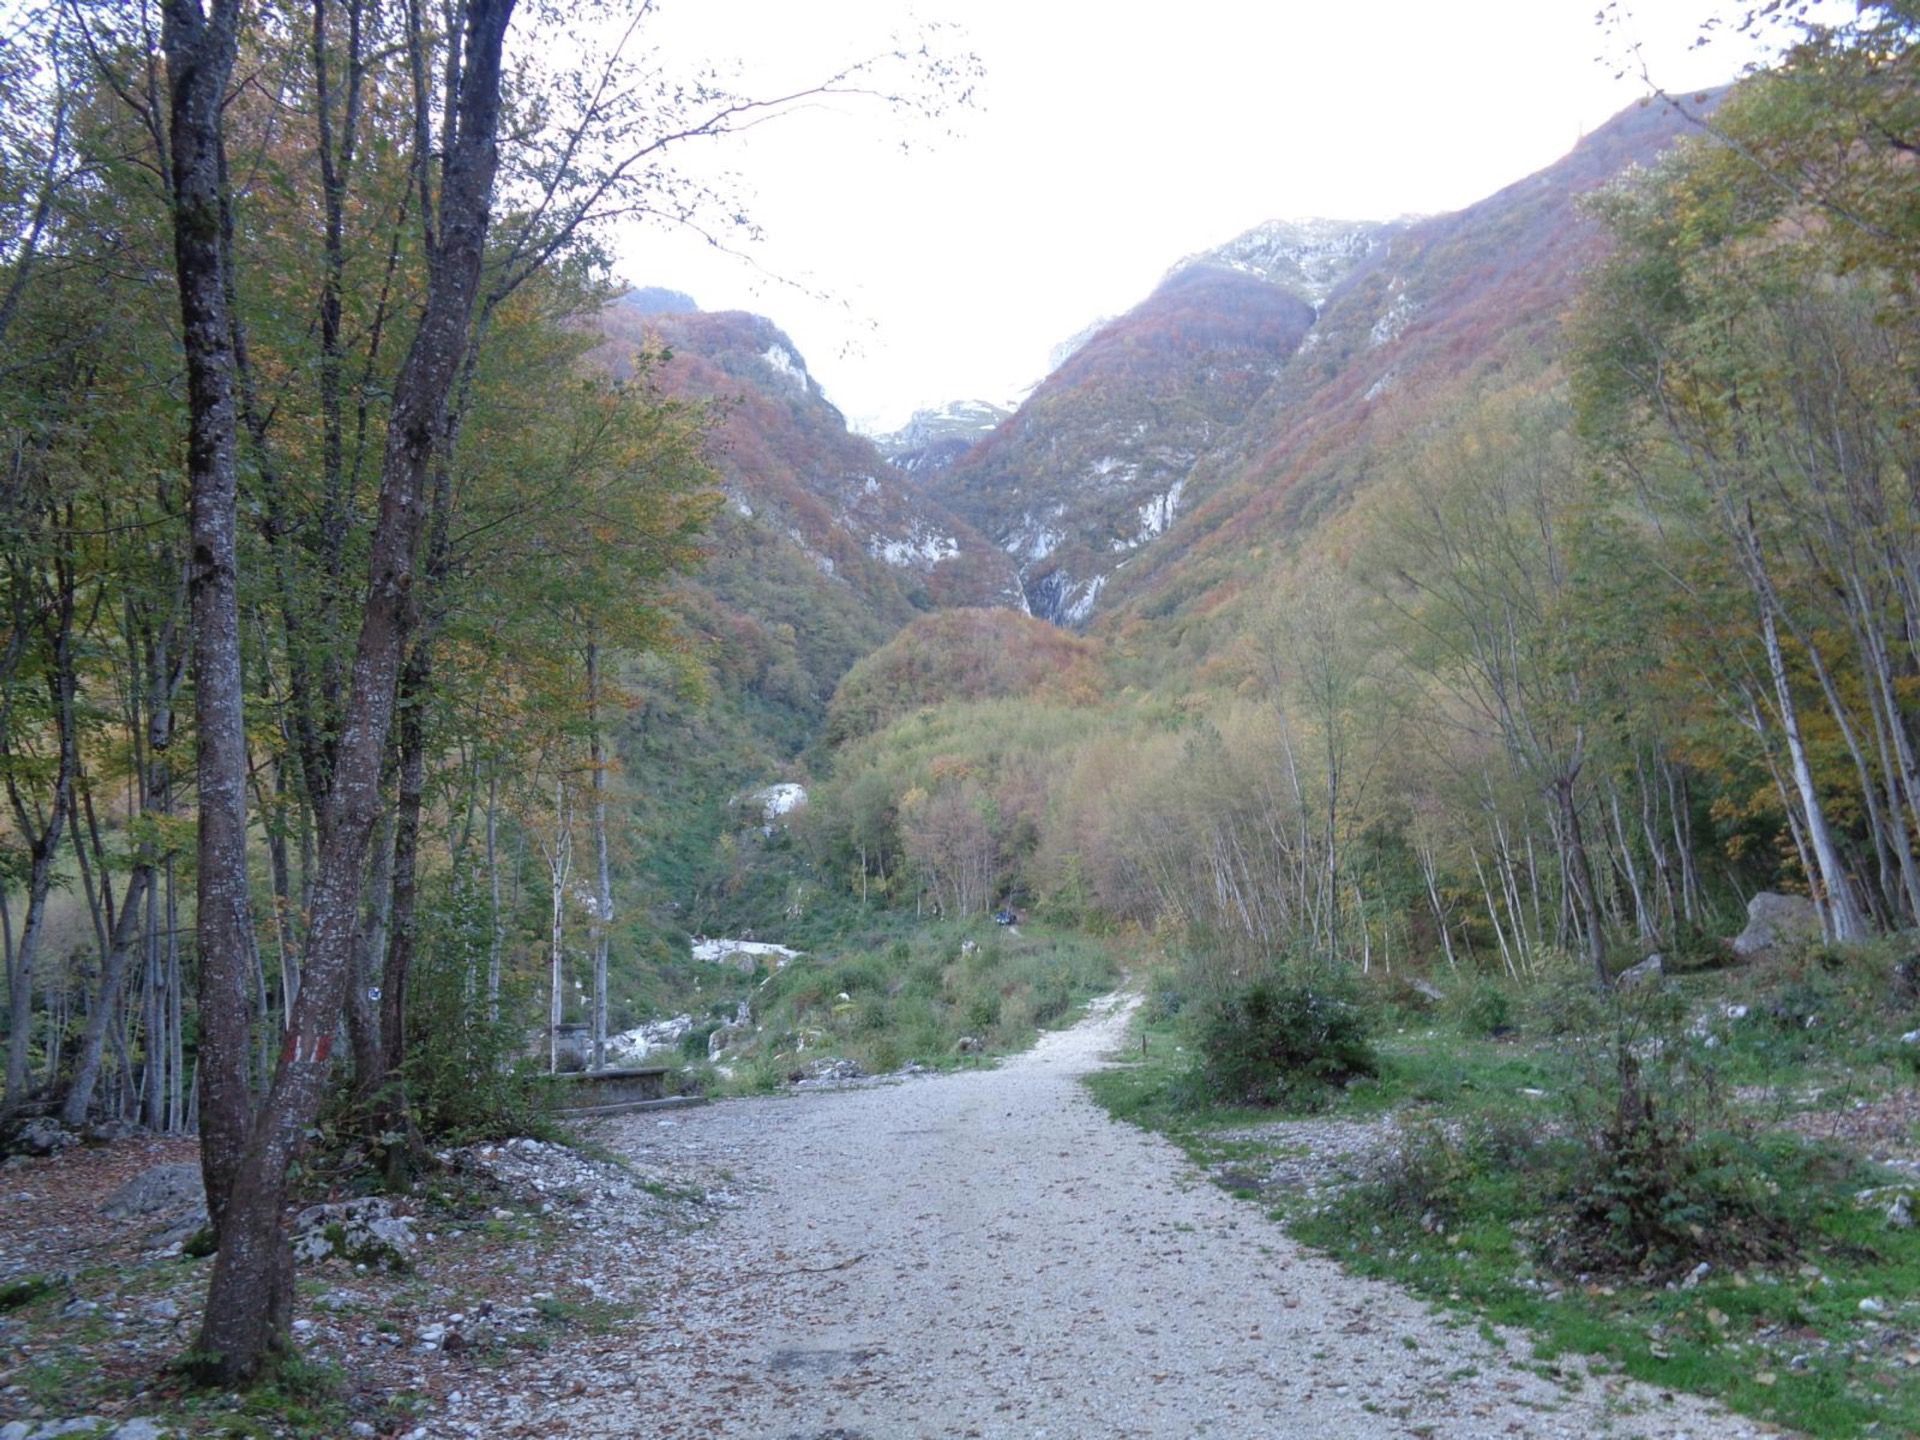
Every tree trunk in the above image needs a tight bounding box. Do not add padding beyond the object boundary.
[586,640,612,1072]
[546,779,571,1073]
[1762,608,1868,940]
[190,0,517,1383]
[1551,774,1609,985]
[372,642,431,1150]
[485,771,503,1021]
[161,0,256,1243]
[344,801,384,1073]
[60,872,152,1125]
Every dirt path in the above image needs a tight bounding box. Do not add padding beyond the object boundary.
[511,996,1776,1439]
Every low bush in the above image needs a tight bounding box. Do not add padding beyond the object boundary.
[1550,1000,1794,1279]
[1443,977,1514,1038]
[1370,1110,1543,1225]
[1194,976,1378,1110]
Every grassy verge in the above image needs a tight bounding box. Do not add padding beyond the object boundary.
[1085,965,1920,1439]
[698,921,1122,1092]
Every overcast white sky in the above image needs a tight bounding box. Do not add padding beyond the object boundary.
[602,1,1780,433]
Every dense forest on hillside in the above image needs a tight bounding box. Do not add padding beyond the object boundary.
[796,18,1920,1003]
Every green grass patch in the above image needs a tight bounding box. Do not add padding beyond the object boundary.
[0,1274,57,1311]
[1085,961,1920,1440]
[715,921,1121,1088]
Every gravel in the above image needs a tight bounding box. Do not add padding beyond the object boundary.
[494,994,1781,1440]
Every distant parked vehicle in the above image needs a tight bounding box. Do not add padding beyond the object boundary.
[992,909,1017,926]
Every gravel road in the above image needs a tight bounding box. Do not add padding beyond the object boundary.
[531,995,1778,1440]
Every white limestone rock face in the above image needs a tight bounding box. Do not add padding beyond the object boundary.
[1170,217,1390,305]
[760,342,810,392]
[747,782,808,820]
[607,1014,695,1062]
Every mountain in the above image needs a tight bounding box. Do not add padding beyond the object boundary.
[592,307,1021,624]
[579,304,1023,932]
[874,400,1012,476]
[1093,93,1719,643]
[1163,217,1395,304]
[615,285,699,315]
[920,98,1709,632]
[926,263,1322,624]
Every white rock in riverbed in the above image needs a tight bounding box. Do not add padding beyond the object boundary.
[607,1014,694,1061]
[691,937,801,973]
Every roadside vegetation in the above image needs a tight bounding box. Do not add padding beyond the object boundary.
[683,921,1121,1092]
[1087,936,1920,1439]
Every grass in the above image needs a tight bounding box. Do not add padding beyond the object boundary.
[1084,954,1920,1439]
[708,920,1122,1090]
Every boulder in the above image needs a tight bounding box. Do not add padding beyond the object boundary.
[1731,891,1821,960]
[1616,954,1665,988]
[292,1197,417,1270]
[83,1118,144,1144]
[100,1162,207,1250]
[789,1057,865,1085]
[7,1117,77,1157]
[1889,1192,1914,1231]
[101,1163,204,1222]
[606,1013,694,1063]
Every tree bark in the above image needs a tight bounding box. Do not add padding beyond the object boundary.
[162,0,257,1241]
[1762,607,1868,940]
[189,0,517,1383]
[587,640,612,1071]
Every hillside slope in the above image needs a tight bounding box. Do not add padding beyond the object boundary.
[930,265,1326,624]
[1096,95,1716,646]
[924,97,1710,639]
[580,302,1022,946]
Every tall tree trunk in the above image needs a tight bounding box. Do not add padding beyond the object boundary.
[162,0,256,1240]
[1762,607,1868,940]
[546,779,571,1073]
[189,0,516,1383]
[370,643,430,1177]
[1551,773,1609,985]
[586,640,612,1072]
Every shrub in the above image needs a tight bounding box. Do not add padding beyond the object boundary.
[1444,977,1514,1038]
[1370,1111,1545,1225]
[679,1023,720,1061]
[1194,977,1378,1110]
[1550,1001,1792,1279]
[1528,970,1608,1038]
[1662,917,1735,973]
[400,890,549,1144]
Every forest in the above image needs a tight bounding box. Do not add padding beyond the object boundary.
[800,16,1920,993]
[3,0,1919,1424]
